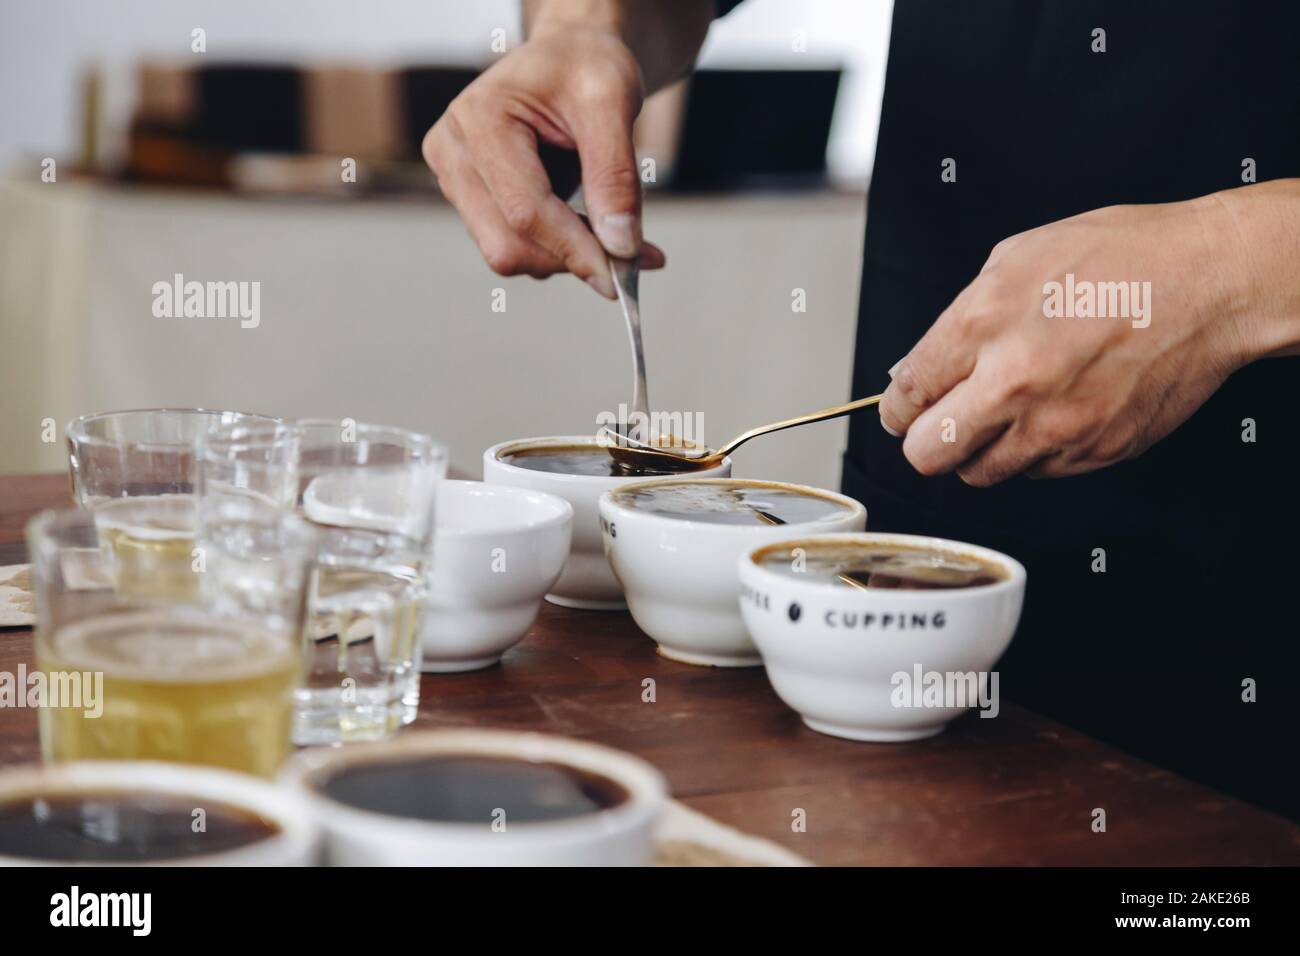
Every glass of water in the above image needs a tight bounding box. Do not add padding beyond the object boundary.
[66,408,284,604]
[292,420,446,744]
[196,419,302,511]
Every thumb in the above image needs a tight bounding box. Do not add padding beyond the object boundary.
[572,103,642,259]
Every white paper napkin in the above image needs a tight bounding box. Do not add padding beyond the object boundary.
[0,564,34,627]
[654,800,812,867]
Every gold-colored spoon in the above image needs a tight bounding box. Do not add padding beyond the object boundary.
[601,393,884,473]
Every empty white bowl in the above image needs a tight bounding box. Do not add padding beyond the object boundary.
[288,729,668,866]
[424,480,573,672]
[737,532,1026,741]
[599,478,866,666]
[482,436,730,610]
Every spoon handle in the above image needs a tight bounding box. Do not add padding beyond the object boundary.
[609,255,650,443]
[719,394,884,457]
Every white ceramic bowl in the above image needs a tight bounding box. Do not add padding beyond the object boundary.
[483,436,731,610]
[289,729,668,866]
[738,532,1026,741]
[424,480,573,672]
[0,761,319,866]
[599,478,866,667]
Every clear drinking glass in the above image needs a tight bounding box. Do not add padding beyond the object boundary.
[66,408,284,604]
[196,419,302,511]
[28,506,315,778]
[292,419,446,744]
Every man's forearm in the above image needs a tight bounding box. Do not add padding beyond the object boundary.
[524,0,714,93]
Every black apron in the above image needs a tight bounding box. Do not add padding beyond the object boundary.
[845,1,1300,818]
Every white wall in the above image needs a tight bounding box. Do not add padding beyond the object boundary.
[0,182,867,488]
[0,0,893,181]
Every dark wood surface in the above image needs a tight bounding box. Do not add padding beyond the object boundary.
[3,472,1299,865]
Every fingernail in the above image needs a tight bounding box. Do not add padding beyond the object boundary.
[595,213,640,259]
[881,417,903,438]
[587,274,617,300]
[888,358,905,379]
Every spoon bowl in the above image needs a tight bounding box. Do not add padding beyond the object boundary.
[598,426,713,472]
[601,394,884,473]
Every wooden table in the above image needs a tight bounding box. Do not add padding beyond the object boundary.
[3,472,1299,865]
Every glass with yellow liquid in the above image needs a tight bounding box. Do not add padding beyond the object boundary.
[93,495,200,602]
[27,505,316,778]
[67,409,287,605]
[36,609,299,777]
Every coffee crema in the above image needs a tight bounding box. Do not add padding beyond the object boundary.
[757,540,1008,590]
[0,791,279,862]
[318,755,629,824]
[499,444,676,478]
[608,480,854,526]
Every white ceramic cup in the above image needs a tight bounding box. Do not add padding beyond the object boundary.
[289,729,668,866]
[482,436,731,610]
[737,532,1026,741]
[0,761,319,866]
[424,480,573,672]
[599,478,866,667]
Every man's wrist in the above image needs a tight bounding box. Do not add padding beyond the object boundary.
[1208,181,1300,362]
[524,0,714,93]
[525,0,625,40]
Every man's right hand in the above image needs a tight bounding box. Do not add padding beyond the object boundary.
[422,1,716,299]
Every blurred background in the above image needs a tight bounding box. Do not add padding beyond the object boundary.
[0,0,893,488]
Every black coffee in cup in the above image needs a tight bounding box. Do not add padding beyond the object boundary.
[608,479,855,526]
[318,754,629,823]
[500,444,675,478]
[0,790,280,862]
[758,540,1008,589]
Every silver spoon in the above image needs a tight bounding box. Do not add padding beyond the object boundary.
[608,254,649,444]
